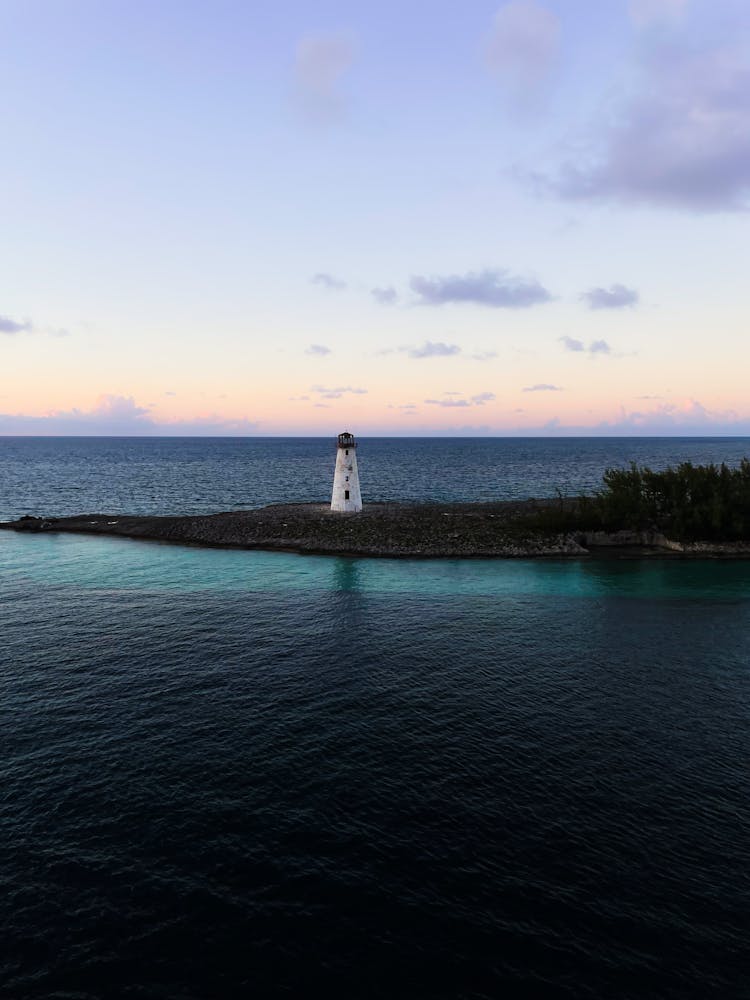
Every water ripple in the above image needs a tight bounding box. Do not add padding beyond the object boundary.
[1,560,748,997]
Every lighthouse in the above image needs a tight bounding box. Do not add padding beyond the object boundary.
[331,431,362,512]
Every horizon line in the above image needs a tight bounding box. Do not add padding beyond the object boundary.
[2,433,750,441]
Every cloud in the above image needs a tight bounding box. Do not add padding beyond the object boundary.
[410,269,552,308]
[547,42,750,211]
[311,273,347,291]
[597,398,750,434]
[560,336,585,352]
[424,391,496,408]
[379,342,497,360]
[0,394,261,436]
[0,315,33,334]
[408,341,461,358]
[294,32,355,123]
[485,1,560,101]
[92,395,151,421]
[628,0,688,26]
[523,383,562,391]
[371,286,398,305]
[560,336,613,356]
[582,284,639,310]
[311,384,368,396]
[306,343,332,356]
[0,315,69,338]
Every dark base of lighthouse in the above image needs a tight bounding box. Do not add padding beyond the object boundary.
[4,501,750,558]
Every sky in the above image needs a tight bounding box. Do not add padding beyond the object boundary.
[1,0,749,436]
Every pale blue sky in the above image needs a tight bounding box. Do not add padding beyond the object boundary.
[2,0,749,434]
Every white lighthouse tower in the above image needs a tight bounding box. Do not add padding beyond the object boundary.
[331,431,362,512]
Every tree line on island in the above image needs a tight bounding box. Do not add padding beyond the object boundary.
[535,459,750,542]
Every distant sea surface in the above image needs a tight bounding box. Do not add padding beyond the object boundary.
[1,435,750,520]
[2,437,749,998]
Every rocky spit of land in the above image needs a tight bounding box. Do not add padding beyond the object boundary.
[3,500,750,558]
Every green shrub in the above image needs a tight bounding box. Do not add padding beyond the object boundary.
[521,459,750,541]
[597,459,750,540]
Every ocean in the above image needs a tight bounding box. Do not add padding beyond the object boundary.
[1,437,749,998]
[2,435,750,520]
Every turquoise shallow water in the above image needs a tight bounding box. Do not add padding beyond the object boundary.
[3,530,750,600]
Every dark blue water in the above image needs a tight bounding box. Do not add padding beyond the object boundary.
[2,439,749,998]
[1,436,749,520]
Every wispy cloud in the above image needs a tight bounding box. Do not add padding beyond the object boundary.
[560,336,612,356]
[425,398,470,408]
[294,32,355,123]
[560,336,584,352]
[408,341,461,358]
[598,399,750,434]
[410,269,552,308]
[484,1,560,104]
[306,343,332,356]
[628,0,687,27]
[523,383,562,392]
[582,284,639,310]
[424,391,496,408]
[0,394,260,436]
[311,273,347,291]
[311,385,368,399]
[0,313,65,337]
[0,315,32,335]
[378,342,497,360]
[545,40,750,211]
[371,286,398,305]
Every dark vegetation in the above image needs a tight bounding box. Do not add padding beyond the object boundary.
[531,460,750,541]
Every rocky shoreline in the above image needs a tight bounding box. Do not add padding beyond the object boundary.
[3,501,750,558]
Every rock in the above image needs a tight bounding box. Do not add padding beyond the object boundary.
[1,501,747,559]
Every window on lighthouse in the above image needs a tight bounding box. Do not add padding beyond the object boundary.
[345,490,350,500]
[345,450,349,455]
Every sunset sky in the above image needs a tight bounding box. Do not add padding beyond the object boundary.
[2,0,749,435]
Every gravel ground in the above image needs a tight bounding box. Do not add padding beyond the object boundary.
[4,501,749,558]
[0,501,587,557]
